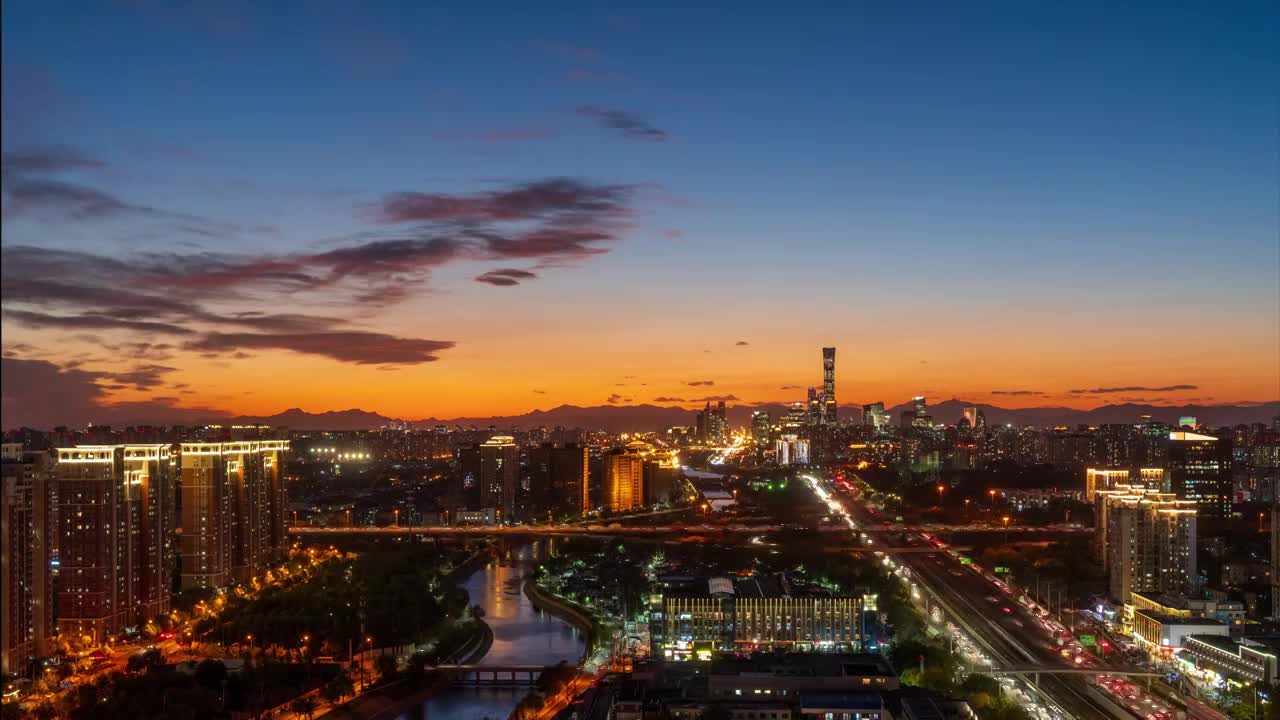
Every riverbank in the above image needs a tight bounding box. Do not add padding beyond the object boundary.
[522,579,598,651]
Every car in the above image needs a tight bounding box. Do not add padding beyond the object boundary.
[157,631,174,641]
[1001,606,1013,614]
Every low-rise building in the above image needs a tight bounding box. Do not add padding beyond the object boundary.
[1132,610,1228,654]
[1183,634,1280,685]
[706,654,899,699]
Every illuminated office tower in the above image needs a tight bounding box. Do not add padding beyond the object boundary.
[2,445,55,675]
[962,406,978,429]
[55,445,175,643]
[822,347,837,424]
[180,440,289,590]
[785,403,807,432]
[751,411,771,444]
[775,435,810,466]
[807,387,822,426]
[479,435,518,520]
[1168,431,1233,519]
[862,402,887,431]
[604,445,645,512]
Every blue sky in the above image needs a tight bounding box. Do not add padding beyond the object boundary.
[1,1,1277,425]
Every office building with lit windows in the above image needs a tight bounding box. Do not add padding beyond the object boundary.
[821,347,837,425]
[751,411,771,444]
[1168,431,1233,519]
[478,435,518,520]
[2,444,55,676]
[649,575,874,660]
[180,440,288,590]
[1085,467,1165,502]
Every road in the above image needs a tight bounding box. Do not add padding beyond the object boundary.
[289,523,1089,537]
[805,473,1126,720]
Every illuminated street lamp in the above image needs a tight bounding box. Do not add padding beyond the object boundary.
[988,489,997,507]
[394,508,400,527]
[936,484,945,505]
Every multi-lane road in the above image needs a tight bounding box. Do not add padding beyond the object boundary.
[804,473,1146,720]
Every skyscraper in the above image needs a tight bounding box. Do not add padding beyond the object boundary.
[822,347,837,425]
[1272,503,1280,618]
[529,442,589,516]
[1,445,54,676]
[806,387,822,426]
[775,435,810,466]
[479,435,519,520]
[862,402,887,432]
[751,411,771,444]
[962,406,978,429]
[604,445,645,512]
[1168,431,1233,520]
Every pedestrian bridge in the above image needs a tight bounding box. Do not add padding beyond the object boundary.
[433,664,553,686]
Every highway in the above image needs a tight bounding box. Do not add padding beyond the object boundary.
[288,523,1089,537]
[803,473,1128,720]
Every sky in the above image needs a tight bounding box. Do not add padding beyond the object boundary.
[1,1,1277,428]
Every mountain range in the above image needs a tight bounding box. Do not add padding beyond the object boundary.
[223,400,1280,432]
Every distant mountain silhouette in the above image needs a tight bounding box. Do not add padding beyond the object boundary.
[225,400,1277,432]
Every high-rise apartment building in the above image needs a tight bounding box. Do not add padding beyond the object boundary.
[1273,503,1280,619]
[478,435,519,521]
[55,444,175,643]
[821,347,837,425]
[775,435,810,466]
[2,445,55,676]
[1095,485,1197,605]
[528,442,589,516]
[180,440,288,590]
[604,445,645,512]
[1085,467,1165,502]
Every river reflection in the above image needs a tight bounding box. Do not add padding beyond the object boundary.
[416,541,585,720]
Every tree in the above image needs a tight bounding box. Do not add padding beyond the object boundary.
[194,658,228,691]
[374,654,399,684]
[290,696,317,720]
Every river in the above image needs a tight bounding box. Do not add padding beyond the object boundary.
[411,541,586,720]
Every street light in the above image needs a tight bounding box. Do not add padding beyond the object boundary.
[988,489,997,506]
[936,484,945,505]
[394,508,400,527]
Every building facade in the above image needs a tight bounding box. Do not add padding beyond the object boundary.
[605,446,645,513]
[1168,431,1233,519]
[1,445,55,676]
[1095,485,1197,605]
[478,435,518,520]
[180,440,289,590]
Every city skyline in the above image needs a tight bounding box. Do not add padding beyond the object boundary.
[2,3,1277,429]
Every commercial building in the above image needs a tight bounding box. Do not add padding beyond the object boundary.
[751,412,772,445]
[180,440,289,590]
[1131,610,1227,653]
[605,444,646,512]
[962,407,978,429]
[1168,431,1233,519]
[528,442,589,516]
[821,347,837,425]
[1130,592,1246,627]
[1095,485,1197,605]
[649,575,873,660]
[862,403,887,432]
[1,445,55,676]
[1085,467,1165,502]
[1183,634,1280,685]
[55,444,177,643]
[478,435,518,520]
[775,435,810,466]
[706,654,897,699]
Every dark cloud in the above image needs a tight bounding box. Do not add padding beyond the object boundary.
[4,309,195,335]
[475,268,538,286]
[991,390,1046,397]
[576,107,668,142]
[685,380,715,387]
[606,393,631,404]
[735,340,749,346]
[3,178,156,220]
[779,385,803,390]
[185,332,454,365]
[103,364,179,390]
[533,389,547,394]
[1,358,223,430]
[653,396,686,403]
[691,394,739,402]
[1069,385,1198,394]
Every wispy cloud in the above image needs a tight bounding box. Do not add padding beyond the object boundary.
[475,268,538,286]
[991,389,1046,396]
[576,107,668,142]
[685,380,715,387]
[1070,384,1198,394]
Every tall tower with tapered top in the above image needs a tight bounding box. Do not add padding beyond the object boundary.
[822,347,837,425]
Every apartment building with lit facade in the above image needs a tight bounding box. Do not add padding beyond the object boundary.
[54,444,176,644]
[1085,467,1165,502]
[649,575,875,660]
[1,444,55,676]
[605,443,647,513]
[180,440,289,590]
[1168,431,1233,519]
[477,435,518,521]
[1095,484,1197,608]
